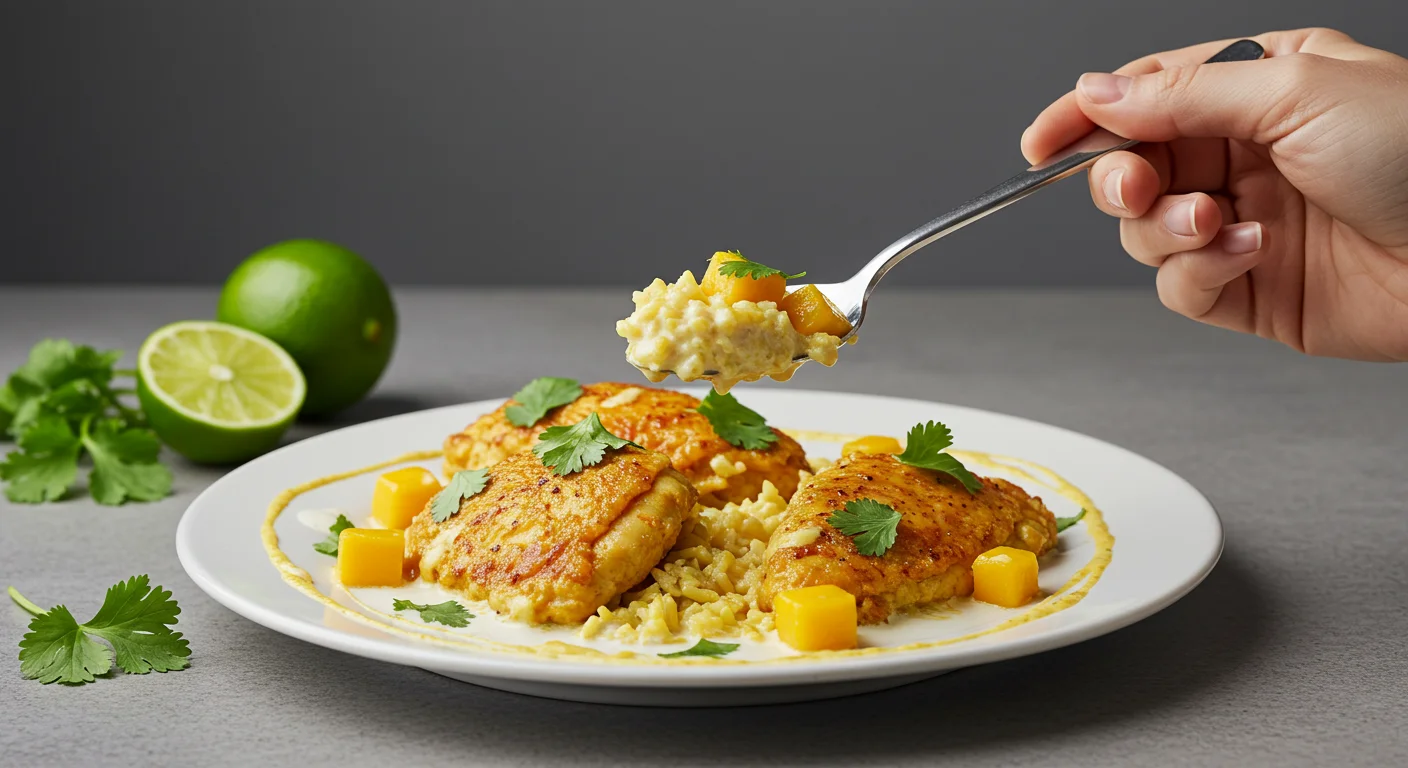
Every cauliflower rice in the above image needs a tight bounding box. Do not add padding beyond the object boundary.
[580,458,833,645]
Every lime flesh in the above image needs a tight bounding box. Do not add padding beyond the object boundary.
[138,321,306,464]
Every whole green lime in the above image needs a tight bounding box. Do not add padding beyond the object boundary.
[216,239,397,417]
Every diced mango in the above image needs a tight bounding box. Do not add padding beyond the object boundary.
[337,529,406,587]
[779,284,852,337]
[841,435,904,456]
[774,585,858,651]
[371,466,443,529]
[700,251,787,305]
[971,546,1040,608]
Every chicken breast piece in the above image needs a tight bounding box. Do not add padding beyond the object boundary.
[406,446,697,624]
[443,382,809,506]
[761,453,1058,623]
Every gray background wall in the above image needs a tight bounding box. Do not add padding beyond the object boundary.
[3,1,1403,287]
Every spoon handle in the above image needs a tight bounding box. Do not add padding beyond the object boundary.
[856,39,1265,289]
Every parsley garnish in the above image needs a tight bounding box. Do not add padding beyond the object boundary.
[431,469,489,523]
[716,252,807,281]
[504,377,583,428]
[0,339,171,505]
[658,638,740,658]
[391,598,473,627]
[827,498,903,557]
[533,412,639,476]
[313,514,355,556]
[894,420,982,494]
[696,391,777,450]
[11,576,191,685]
[1055,509,1086,533]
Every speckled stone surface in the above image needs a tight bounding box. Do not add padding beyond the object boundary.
[2,287,1405,767]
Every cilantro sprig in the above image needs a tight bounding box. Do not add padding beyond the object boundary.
[11,576,191,685]
[894,420,982,494]
[1055,509,1086,533]
[504,377,583,428]
[696,391,777,450]
[716,252,807,281]
[313,514,356,556]
[533,413,639,476]
[431,468,489,523]
[392,598,473,627]
[658,638,740,659]
[827,499,903,557]
[0,339,171,505]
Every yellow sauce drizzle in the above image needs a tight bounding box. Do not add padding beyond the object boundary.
[260,433,1114,664]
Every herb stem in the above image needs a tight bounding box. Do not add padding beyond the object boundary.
[112,368,137,378]
[8,586,46,617]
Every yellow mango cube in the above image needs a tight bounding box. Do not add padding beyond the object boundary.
[774,585,858,651]
[337,528,406,587]
[700,251,787,305]
[778,284,852,337]
[971,546,1040,608]
[841,435,903,457]
[371,466,443,529]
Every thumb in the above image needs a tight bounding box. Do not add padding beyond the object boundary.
[1074,55,1338,144]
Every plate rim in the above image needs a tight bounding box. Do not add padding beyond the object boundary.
[175,388,1223,689]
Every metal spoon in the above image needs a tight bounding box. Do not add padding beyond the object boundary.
[652,39,1265,377]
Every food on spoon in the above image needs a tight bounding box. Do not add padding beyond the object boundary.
[778,284,853,338]
[774,584,858,651]
[616,254,844,393]
[337,528,406,587]
[840,435,904,457]
[700,250,791,305]
[971,546,1041,608]
[443,381,810,507]
[371,467,443,529]
[404,446,697,624]
[761,451,1058,623]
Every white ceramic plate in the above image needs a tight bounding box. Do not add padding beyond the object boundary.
[176,388,1220,706]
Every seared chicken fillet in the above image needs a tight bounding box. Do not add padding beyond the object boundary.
[405,446,696,624]
[444,382,809,506]
[761,453,1058,623]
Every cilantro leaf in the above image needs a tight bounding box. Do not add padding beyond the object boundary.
[14,575,190,685]
[504,377,583,428]
[0,382,17,434]
[391,598,473,627]
[696,391,777,450]
[894,420,983,494]
[827,498,903,557]
[17,604,112,684]
[82,419,172,505]
[658,638,740,659]
[533,412,639,476]
[431,468,489,523]
[4,374,48,438]
[0,415,81,503]
[313,514,355,556]
[1055,509,1087,533]
[715,253,806,281]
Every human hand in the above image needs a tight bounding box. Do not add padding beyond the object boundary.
[1022,28,1408,361]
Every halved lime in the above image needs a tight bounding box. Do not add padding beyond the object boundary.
[137,321,306,464]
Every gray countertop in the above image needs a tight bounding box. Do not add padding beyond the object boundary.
[2,286,1405,767]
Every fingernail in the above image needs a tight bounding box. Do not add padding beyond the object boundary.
[1078,73,1132,104]
[1164,199,1199,237]
[1103,168,1127,211]
[1221,222,1263,254]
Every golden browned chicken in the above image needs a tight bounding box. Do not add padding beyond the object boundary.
[443,382,809,506]
[761,453,1058,623]
[405,446,696,624]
